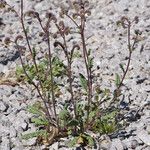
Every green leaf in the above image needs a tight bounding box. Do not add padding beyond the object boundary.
[27,102,43,116]
[102,88,110,98]
[76,103,84,116]
[101,110,117,121]
[58,109,70,120]
[52,56,66,77]
[72,51,81,58]
[119,64,125,73]
[31,117,49,126]
[85,135,95,147]
[88,49,92,56]
[16,66,25,80]
[79,73,88,91]
[25,26,29,33]
[68,137,78,147]
[88,57,94,69]
[22,130,48,140]
[67,129,72,135]
[89,110,96,120]
[32,47,36,59]
[115,73,121,87]
[77,136,84,144]
[67,119,79,126]
[100,120,116,134]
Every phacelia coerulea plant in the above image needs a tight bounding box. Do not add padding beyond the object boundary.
[1,0,141,147]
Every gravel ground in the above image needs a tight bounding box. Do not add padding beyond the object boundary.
[0,0,150,150]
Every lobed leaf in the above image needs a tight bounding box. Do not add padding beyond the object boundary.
[79,73,88,92]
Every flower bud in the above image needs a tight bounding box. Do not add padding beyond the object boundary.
[15,35,23,43]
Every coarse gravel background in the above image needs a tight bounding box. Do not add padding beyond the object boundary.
[0,0,150,150]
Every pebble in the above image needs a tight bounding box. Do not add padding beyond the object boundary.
[9,126,17,138]
[137,130,150,146]
[109,139,126,150]
[146,125,150,133]
[130,139,139,149]
[0,101,8,112]
[49,142,59,150]
[0,48,19,65]
[0,136,11,150]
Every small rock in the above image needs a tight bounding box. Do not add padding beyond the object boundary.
[131,139,139,149]
[119,101,129,109]
[11,146,25,150]
[13,118,28,132]
[124,110,141,122]
[0,48,19,65]
[23,137,37,146]
[41,145,47,150]
[0,136,11,150]
[34,2,49,11]
[9,126,17,138]
[49,142,59,150]
[141,146,150,150]
[11,137,23,147]
[99,135,111,150]
[109,139,126,150]
[20,121,28,131]
[146,125,150,133]
[0,122,11,137]
[1,115,11,126]
[0,86,13,97]
[0,101,9,112]
[137,129,150,146]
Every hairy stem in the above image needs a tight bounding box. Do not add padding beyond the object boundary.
[46,31,59,128]
[55,23,76,120]
[80,15,92,125]
[117,22,132,90]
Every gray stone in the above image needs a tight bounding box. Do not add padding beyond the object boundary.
[109,139,126,150]
[0,125,10,137]
[34,2,50,11]
[142,146,150,150]
[11,146,25,150]
[146,125,150,133]
[17,110,29,121]
[0,86,13,97]
[20,121,28,131]
[137,130,150,146]
[49,142,59,150]
[13,117,28,132]
[131,139,139,149]
[41,145,47,150]
[0,48,19,65]
[0,136,11,150]
[22,137,37,146]
[11,137,23,148]
[99,135,111,150]
[0,101,8,112]
[9,126,17,138]
[0,115,12,127]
